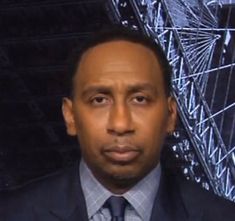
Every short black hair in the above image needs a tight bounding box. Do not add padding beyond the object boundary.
[66,26,172,97]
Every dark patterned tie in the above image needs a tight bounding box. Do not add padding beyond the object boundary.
[105,196,127,221]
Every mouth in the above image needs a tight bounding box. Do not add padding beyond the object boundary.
[103,145,141,163]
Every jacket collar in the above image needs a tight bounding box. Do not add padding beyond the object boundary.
[150,168,203,221]
[33,162,88,221]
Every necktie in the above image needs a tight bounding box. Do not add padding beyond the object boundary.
[105,196,127,221]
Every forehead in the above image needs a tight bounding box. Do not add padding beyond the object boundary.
[80,40,158,66]
[73,40,164,90]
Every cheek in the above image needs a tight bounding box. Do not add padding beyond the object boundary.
[136,111,168,149]
[135,107,168,134]
[78,106,108,128]
[76,114,106,151]
[78,129,105,166]
[75,105,107,131]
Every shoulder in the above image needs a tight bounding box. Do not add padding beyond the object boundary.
[175,174,235,220]
[1,163,77,196]
[0,163,79,214]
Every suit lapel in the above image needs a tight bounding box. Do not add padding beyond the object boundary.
[150,168,203,221]
[150,169,187,221]
[33,162,89,221]
[61,180,88,221]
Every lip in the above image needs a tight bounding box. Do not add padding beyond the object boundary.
[103,145,141,163]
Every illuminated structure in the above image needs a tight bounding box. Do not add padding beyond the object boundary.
[107,0,235,201]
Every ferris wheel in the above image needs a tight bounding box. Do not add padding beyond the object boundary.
[107,0,235,201]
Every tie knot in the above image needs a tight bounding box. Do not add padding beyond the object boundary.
[105,196,127,219]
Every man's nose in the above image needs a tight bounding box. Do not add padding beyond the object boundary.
[107,103,134,136]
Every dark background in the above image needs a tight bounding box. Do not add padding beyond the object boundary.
[0,0,114,189]
[0,0,234,196]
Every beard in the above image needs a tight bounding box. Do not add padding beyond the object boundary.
[107,170,141,189]
[91,159,156,193]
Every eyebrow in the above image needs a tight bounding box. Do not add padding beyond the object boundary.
[81,83,157,97]
[126,83,157,94]
[81,85,111,98]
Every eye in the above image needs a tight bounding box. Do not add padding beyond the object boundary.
[133,96,148,104]
[90,96,109,106]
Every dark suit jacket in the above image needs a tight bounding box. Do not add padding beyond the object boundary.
[1,162,235,221]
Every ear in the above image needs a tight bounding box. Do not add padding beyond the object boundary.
[166,96,177,134]
[62,97,77,136]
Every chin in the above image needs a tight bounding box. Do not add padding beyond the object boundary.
[106,167,143,185]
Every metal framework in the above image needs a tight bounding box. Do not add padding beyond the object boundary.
[107,0,235,201]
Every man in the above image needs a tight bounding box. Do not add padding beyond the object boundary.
[1,27,235,221]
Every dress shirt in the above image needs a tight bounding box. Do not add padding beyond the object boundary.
[80,159,161,221]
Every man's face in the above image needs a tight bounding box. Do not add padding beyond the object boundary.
[62,40,177,191]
